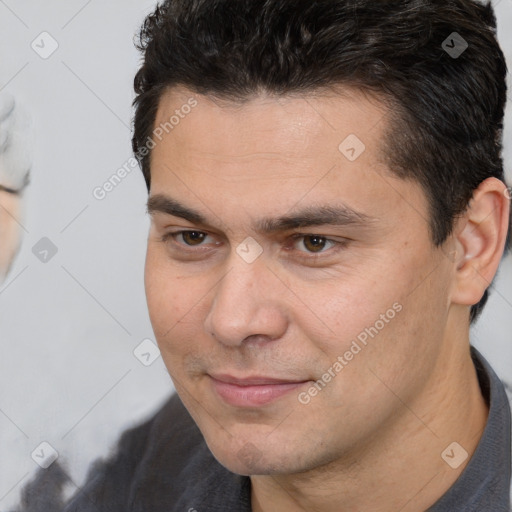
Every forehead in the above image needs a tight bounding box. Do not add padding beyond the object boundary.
[148,86,428,233]
[152,85,390,167]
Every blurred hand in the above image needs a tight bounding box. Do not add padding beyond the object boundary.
[0,91,33,192]
[0,91,33,284]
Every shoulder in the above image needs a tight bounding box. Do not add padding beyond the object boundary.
[62,392,203,511]
[14,393,243,512]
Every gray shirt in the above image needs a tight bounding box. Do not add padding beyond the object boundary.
[22,346,510,511]
[426,346,511,511]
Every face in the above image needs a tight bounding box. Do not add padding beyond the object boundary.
[0,93,31,286]
[0,191,23,285]
[144,86,455,476]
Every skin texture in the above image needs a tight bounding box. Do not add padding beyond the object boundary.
[0,92,31,285]
[144,86,509,512]
[0,190,23,284]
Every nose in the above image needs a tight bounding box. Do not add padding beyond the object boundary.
[203,252,289,347]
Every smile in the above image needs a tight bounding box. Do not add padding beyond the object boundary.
[209,374,309,407]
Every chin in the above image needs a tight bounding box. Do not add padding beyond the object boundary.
[215,449,290,476]
[205,432,309,476]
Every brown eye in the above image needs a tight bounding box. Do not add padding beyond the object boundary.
[301,235,329,253]
[181,231,207,246]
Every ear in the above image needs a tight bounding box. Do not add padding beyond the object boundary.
[450,177,510,307]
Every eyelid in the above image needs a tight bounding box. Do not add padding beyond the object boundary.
[160,229,349,258]
[160,230,218,249]
[287,233,339,254]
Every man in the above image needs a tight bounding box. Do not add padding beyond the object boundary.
[23,0,512,510]
[0,92,32,286]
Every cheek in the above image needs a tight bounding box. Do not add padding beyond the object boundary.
[301,254,430,370]
[297,271,397,347]
[144,245,210,351]
[145,246,184,336]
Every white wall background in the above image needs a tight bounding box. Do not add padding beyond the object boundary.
[0,0,511,509]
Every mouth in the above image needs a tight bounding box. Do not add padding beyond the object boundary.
[208,374,310,407]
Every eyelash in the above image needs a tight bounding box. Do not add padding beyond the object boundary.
[158,230,349,260]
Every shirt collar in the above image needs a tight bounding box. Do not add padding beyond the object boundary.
[427,345,511,511]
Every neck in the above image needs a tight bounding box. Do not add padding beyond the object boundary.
[251,329,489,512]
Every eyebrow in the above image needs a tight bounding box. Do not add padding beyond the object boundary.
[146,194,374,233]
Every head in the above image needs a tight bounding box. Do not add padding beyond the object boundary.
[0,92,32,285]
[134,0,510,475]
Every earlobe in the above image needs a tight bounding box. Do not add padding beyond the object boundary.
[451,177,510,307]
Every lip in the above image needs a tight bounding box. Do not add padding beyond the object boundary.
[209,374,309,407]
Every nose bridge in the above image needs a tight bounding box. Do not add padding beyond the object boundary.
[204,252,287,346]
